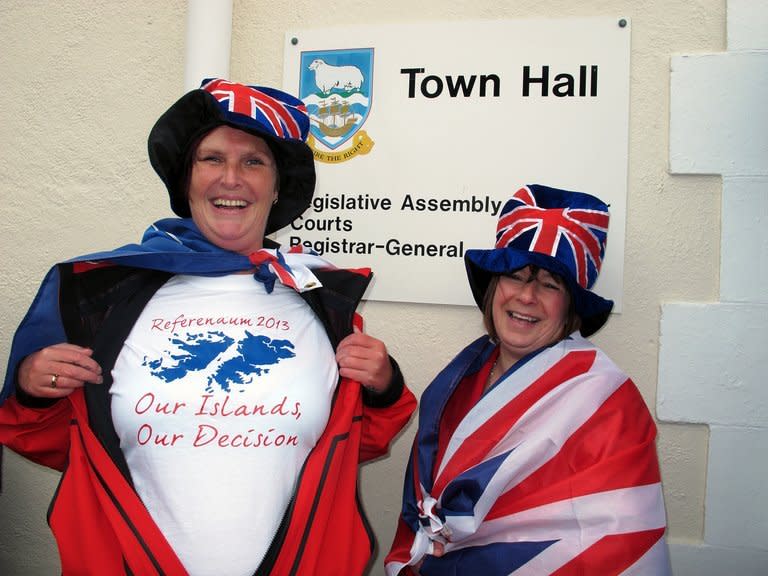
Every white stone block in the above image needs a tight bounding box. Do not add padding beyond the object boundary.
[670,541,768,576]
[670,52,768,176]
[721,177,768,303]
[705,426,768,549]
[658,302,768,426]
[728,0,768,50]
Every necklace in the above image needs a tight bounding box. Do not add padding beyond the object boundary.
[487,357,500,390]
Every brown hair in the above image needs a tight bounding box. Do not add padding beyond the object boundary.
[481,268,582,342]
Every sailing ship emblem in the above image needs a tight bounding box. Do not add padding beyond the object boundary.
[316,96,356,137]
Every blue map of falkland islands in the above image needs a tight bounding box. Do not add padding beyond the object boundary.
[142,330,296,392]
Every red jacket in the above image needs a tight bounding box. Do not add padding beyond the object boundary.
[0,263,416,575]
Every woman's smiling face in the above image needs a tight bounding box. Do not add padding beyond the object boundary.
[492,266,570,365]
[188,126,278,255]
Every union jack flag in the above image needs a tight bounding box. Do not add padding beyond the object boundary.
[201,78,309,141]
[248,249,329,294]
[385,334,670,576]
[495,185,610,290]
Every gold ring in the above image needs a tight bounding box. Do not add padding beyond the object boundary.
[51,374,59,389]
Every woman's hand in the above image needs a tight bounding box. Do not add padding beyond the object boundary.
[17,343,103,399]
[411,541,445,574]
[336,328,393,394]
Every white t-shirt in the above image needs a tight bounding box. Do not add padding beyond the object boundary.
[111,274,338,576]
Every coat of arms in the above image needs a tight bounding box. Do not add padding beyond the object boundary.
[299,48,374,163]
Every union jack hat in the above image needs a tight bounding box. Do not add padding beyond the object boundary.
[465,184,614,336]
[148,78,314,235]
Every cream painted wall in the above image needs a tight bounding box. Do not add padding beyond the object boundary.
[0,0,723,574]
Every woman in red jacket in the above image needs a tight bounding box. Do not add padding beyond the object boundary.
[1,78,415,576]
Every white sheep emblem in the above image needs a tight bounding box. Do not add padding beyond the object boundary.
[308,59,364,95]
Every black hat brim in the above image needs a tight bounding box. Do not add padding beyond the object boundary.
[148,89,315,235]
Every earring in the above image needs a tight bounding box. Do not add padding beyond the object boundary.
[272,195,279,205]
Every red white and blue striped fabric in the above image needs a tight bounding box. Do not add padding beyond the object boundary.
[202,78,309,141]
[385,334,670,576]
[249,249,330,294]
[496,185,610,290]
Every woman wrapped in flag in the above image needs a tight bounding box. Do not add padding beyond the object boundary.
[385,184,670,575]
[0,79,415,575]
